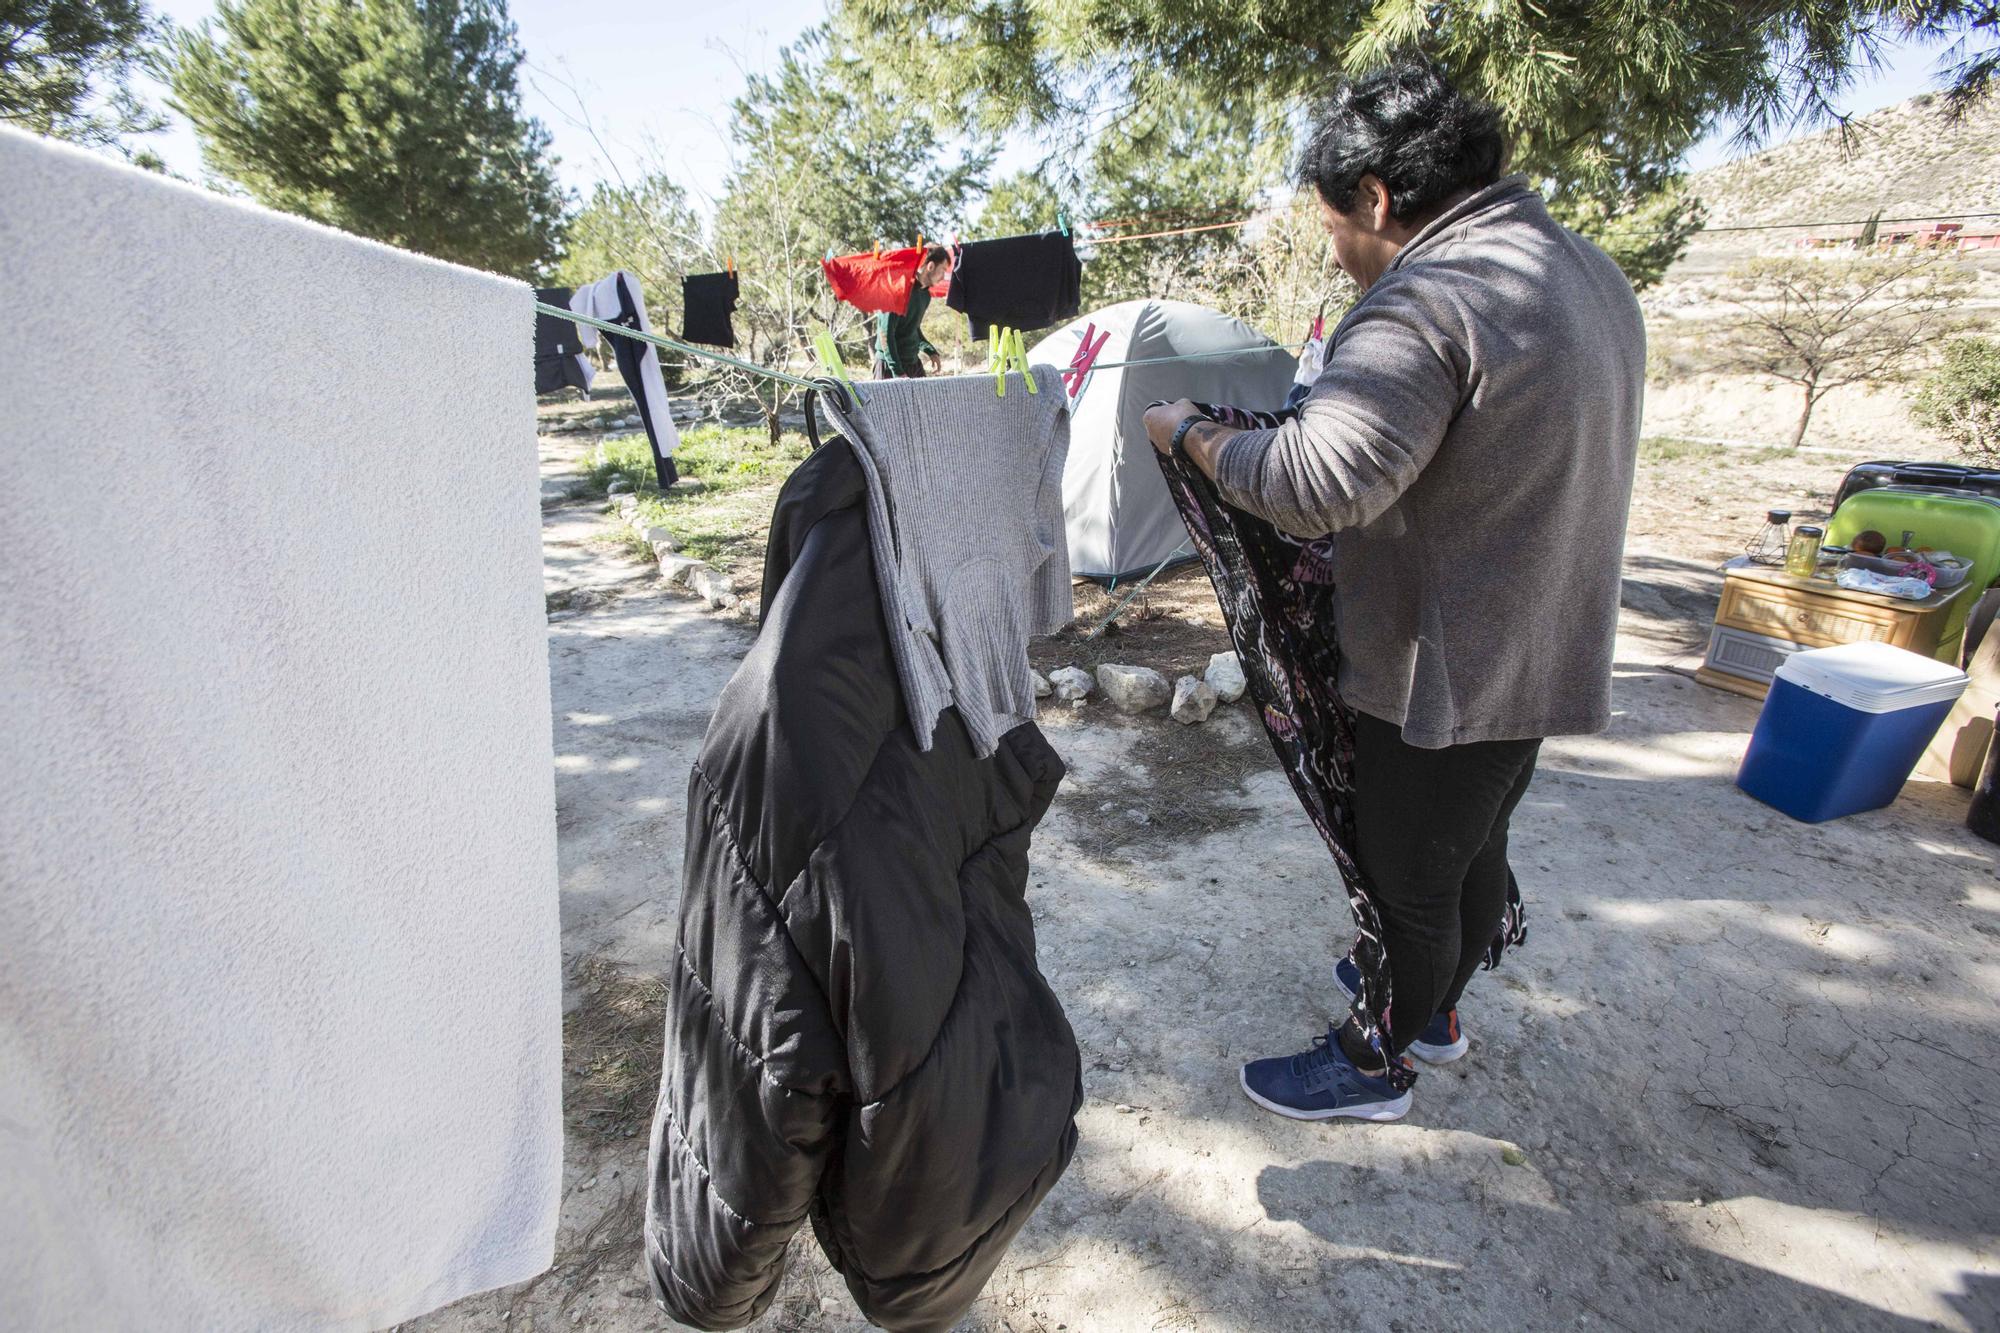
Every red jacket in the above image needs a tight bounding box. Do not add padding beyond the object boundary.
[823,247,949,315]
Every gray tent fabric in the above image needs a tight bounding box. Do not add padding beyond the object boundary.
[1029,300,1299,582]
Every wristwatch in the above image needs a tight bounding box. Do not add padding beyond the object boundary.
[1169,414,1206,456]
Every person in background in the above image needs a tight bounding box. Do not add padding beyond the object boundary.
[874,246,950,378]
[1143,57,1646,1123]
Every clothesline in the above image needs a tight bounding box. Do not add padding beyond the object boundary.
[545,303,820,390]
[1082,208,2000,245]
[537,301,1309,394]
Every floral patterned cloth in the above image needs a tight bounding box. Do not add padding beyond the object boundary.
[1152,401,1526,1088]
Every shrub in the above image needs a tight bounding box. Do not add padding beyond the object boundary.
[1913,336,2000,464]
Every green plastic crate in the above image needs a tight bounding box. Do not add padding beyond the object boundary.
[1825,488,2000,662]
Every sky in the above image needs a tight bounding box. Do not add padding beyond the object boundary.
[139,1,1962,215]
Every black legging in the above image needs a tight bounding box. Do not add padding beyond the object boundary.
[1347,709,1541,1055]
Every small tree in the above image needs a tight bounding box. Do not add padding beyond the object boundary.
[168,0,567,278]
[1175,193,1359,341]
[1914,336,2000,464]
[1,0,164,151]
[557,174,705,383]
[1716,251,1972,450]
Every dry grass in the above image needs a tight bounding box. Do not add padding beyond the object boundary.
[565,955,667,1147]
[1059,714,1277,861]
[1034,564,1234,683]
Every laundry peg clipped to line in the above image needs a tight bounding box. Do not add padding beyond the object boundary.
[1012,329,1037,393]
[989,327,1037,397]
[810,325,865,406]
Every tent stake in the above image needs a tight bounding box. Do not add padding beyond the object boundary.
[1086,542,1191,639]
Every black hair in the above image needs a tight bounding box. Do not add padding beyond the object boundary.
[1296,57,1507,222]
[923,245,950,266]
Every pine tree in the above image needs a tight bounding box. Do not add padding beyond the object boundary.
[1,0,164,150]
[838,0,1998,278]
[168,0,566,278]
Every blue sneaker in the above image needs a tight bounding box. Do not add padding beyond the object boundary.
[1334,956,1470,1065]
[1239,1028,1413,1122]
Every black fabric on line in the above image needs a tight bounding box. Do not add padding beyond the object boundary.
[680,271,740,348]
[946,232,1081,339]
[532,286,588,394]
[603,274,676,489]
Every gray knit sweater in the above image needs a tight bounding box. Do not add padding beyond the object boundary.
[824,367,1072,756]
[1213,176,1646,748]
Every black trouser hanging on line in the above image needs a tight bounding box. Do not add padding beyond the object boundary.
[1347,711,1540,1054]
[603,274,675,489]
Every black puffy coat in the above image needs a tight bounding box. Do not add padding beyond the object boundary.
[645,435,1081,1332]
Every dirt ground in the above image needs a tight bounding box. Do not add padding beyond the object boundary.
[406,399,1999,1333]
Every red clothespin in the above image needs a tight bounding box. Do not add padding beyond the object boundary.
[1062,323,1110,397]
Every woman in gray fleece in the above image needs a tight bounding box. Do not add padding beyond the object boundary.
[1144,58,1645,1123]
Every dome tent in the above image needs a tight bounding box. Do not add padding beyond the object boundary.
[1028,300,1298,582]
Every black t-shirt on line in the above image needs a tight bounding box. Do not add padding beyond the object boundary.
[681,271,740,348]
[945,232,1081,339]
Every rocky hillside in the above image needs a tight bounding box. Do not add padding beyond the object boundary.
[1666,94,2000,278]
[1694,94,2000,227]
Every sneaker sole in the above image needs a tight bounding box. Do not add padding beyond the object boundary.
[1238,1068,1412,1122]
[1337,971,1469,1065]
[1407,1035,1469,1064]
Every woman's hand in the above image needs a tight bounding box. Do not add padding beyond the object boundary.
[1144,399,1201,455]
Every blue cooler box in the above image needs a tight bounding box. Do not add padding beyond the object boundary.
[1738,641,1968,822]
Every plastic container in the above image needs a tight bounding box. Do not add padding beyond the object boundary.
[1785,524,1823,578]
[1737,641,1969,822]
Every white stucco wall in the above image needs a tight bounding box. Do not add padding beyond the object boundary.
[0,128,560,1330]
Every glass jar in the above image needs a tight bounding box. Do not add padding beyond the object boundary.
[1746,509,1793,566]
[1785,524,1824,579]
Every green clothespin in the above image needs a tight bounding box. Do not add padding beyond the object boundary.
[990,324,1008,397]
[1011,328,1038,393]
[811,325,862,405]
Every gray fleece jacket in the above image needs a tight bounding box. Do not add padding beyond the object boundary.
[1214,175,1644,748]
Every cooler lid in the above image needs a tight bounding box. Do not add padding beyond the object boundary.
[1773,641,1968,713]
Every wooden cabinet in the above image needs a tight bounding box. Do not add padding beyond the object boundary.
[1698,558,1967,699]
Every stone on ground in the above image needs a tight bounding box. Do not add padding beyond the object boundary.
[1171,674,1219,724]
[1031,669,1052,699]
[643,525,679,551]
[1097,663,1170,713]
[606,477,632,495]
[687,566,736,610]
[1048,666,1094,702]
[658,554,703,587]
[1205,650,1247,702]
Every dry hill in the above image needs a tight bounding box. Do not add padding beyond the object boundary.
[1666,94,2000,279]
